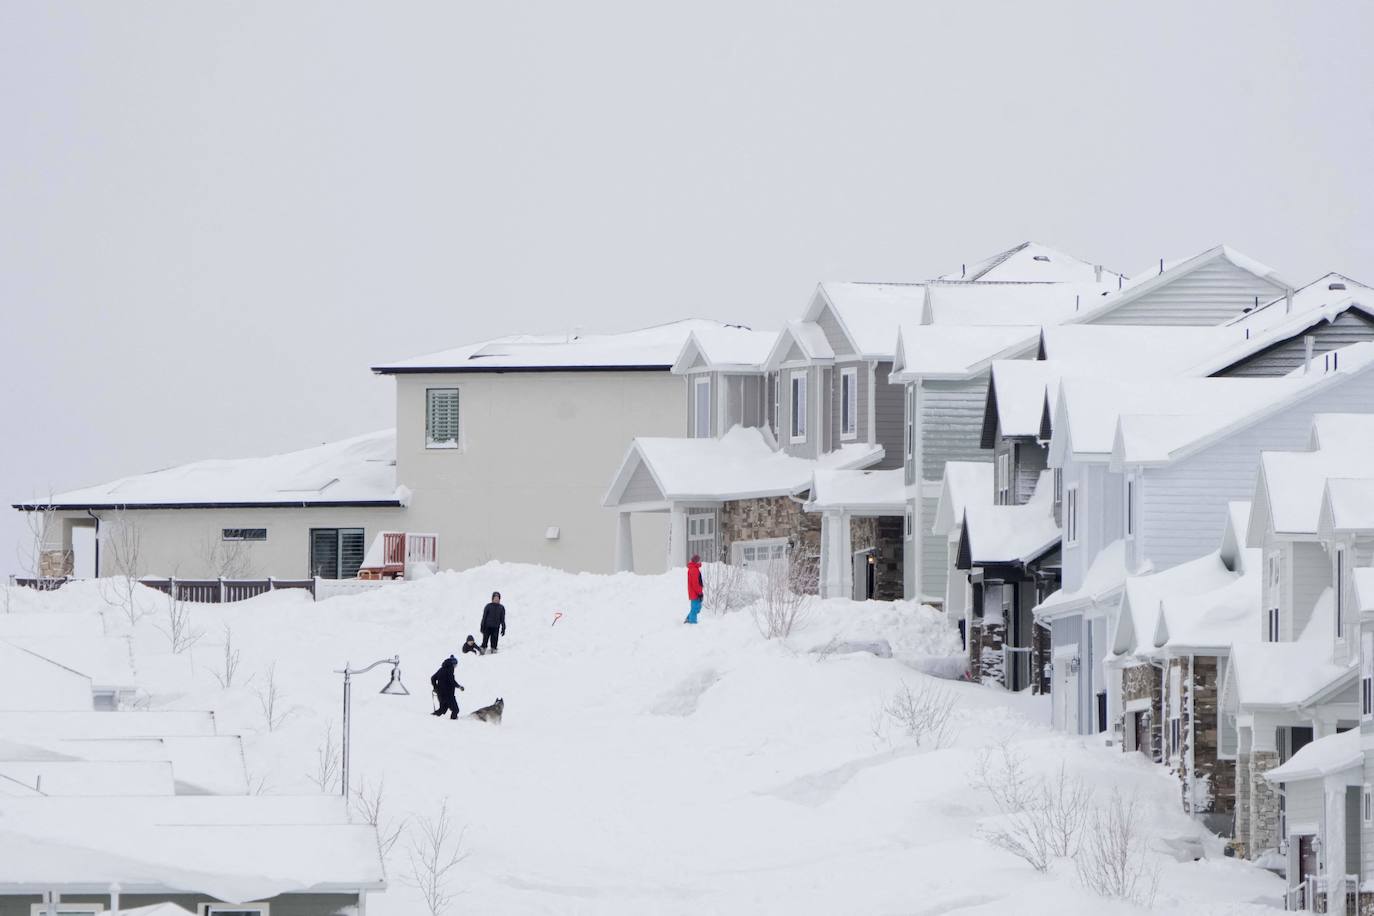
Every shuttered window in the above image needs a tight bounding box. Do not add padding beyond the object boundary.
[426,388,460,449]
[840,367,858,439]
[310,528,366,579]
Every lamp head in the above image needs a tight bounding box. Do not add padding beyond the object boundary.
[379,661,410,696]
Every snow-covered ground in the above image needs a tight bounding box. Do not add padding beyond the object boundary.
[3,568,1285,914]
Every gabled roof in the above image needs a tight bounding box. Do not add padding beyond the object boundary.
[1228,588,1354,709]
[1264,728,1360,783]
[890,323,1038,382]
[983,361,1060,445]
[805,468,906,514]
[373,318,730,374]
[1246,413,1374,542]
[957,470,1060,568]
[1064,245,1294,326]
[1035,540,1141,619]
[1227,272,1374,334]
[1110,551,1237,657]
[1191,296,1374,376]
[602,426,882,507]
[20,430,405,511]
[1320,477,1374,535]
[808,283,925,359]
[921,281,1105,326]
[671,326,777,374]
[1039,325,1247,375]
[940,242,1125,285]
[763,320,835,371]
[931,462,995,537]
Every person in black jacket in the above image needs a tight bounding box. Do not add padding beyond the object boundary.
[461,634,483,656]
[429,655,465,719]
[480,592,507,653]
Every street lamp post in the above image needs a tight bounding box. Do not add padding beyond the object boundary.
[335,655,409,800]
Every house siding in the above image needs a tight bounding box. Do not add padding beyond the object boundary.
[873,362,903,470]
[1285,779,1324,832]
[995,437,1046,506]
[829,361,870,450]
[919,377,991,601]
[1217,312,1374,378]
[815,304,856,358]
[621,463,664,505]
[1136,367,1374,573]
[1290,539,1330,640]
[780,366,822,460]
[1090,259,1289,326]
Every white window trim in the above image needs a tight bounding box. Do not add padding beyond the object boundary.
[996,452,1011,505]
[790,371,808,443]
[1362,631,1373,720]
[31,906,103,916]
[425,387,461,450]
[200,905,270,916]
[1335,547,1345,640]
[840,367,858,440]
[1267,606,1280,643]
[904,386,914,461]
[1124,476,1135,540]
[1365,785,1373,826]
[693,376,711,439]
[1064,486,1079,546]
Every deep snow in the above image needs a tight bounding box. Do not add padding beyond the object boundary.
[2,567,1285,914]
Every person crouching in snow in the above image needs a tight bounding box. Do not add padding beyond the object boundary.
[480,592,506,653]
[430,655,465,719]
[461,634,483,656]
[685,555,704,624]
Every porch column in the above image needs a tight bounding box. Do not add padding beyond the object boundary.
[819,510,851,599]
[1249,720,1281,856]
[668,505,687,568]
[1234,725,1252,858]
[614,512,635,573]
[1313,714,1339,739]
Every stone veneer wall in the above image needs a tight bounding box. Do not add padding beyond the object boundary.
[1121,662,1162,761]
[718,495,822,592]
[1234,750,1251,858]
[1185,655,1230,816]
[39,549,73,578]
[975,619,1006,685]
[1248,750,1281,856]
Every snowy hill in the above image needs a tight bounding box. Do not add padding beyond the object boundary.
[2,568,1283,914]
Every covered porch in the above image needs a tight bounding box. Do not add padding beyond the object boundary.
[806,468,906,601]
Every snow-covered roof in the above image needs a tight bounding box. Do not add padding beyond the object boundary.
[1265,728,1361,783]
[0,641,94,712]
[812,282,925,358]
[958,471,1060,567]
[1321,477,1374,534]
[28,430,404,510]
[1036,540,1140,618]
[1230,589,1354,708]
[1039,326,1247,376]
[0,710,216,741]
[1249,414,1374,538]
[1065,245,1294,325]
[0,759,175,796]
[891,324,1038,381]
[1192,296,1374,376]
[1110,552,1236,657]
[764,320,835,370]
[1227,272,1374,334]
[805,468,906,514]
[1155,562,1259,653]
[1,636,136,693]
[932,462,994,537]
[939,242,1125,285]
[604,426,883,506]
[671,326,777,374]
[373,318,727,373]
[1356,567,1374,614]
[921,281,1102,326]
[0,736,249,796]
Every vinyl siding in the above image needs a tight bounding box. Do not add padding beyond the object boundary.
[621,462,665,504]
[995,437,1046,506]
[1091,259,1289,326]
[829,361,870,451]
[1137,367,1374,572]
[922,493,945,601]
[738,375,764,428]
[1291,539,1330,640]
[873,362,903,470]
[816,304,857,357]
[1346,786,1361,876]
[1284,779,1324,832]
[1217,312,1374,378]
[920,378,992,484]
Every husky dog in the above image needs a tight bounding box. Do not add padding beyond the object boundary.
[469,697,504,724]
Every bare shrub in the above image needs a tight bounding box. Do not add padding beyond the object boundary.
[210,625,243,689]
[354,776,406,861]
[256,663,291,732]
[307,722,341,793]
[156,587,203,654]
[884,680,958,749]
[17,496,61,582]
[406,797,467,916]
[702,561,756,616]
[752,550,818,639]
[971,744,1092,872]
[101,512,147,626]
[247,769,272,795]
[1075,790,1159,905]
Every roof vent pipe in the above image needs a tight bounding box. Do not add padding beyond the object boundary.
[961,263,966,279]
[1159,258,1164,275]
[1304,335,1315,374]
[1094,264,1103,282]
[1286,291,1293,314]
[1330,282,1347,291]
[1118,275,1123,289]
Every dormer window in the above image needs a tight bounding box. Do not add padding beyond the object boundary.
[790,372,808,443]
[840,368,858,440]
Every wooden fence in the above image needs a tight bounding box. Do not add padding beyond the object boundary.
[10,575,317,603]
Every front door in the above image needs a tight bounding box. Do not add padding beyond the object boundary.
[1058,663,1079,734]
[852,549,875,601]
[1296,834,1317,906]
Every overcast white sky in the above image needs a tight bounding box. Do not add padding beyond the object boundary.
[2,1,1373,573]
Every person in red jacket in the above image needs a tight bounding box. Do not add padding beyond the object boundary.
[685,554,704,624]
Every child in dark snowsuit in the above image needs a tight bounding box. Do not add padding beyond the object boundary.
[461,634,483,656]
[481,592,507,653]
[430,655,465,719]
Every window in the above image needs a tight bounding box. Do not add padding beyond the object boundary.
[693,377,711,438]
[426,388,460,449]
[840,367,858,439]
[30,906,103,916]
[687,512,716,555]
[1124,477,1135,538]
[1064,486,1079,546]
[1336,548,1345,639]
[905,508,914,539]
[1053,467,1062,509]
[732,538,788,574]
[199,906,269,916]
[905,388,914,460]
[1365,785,1373,826]
[1267,606,1280,642]
[1363,632,1373,720]
[309,528,366,579]
[790,372,807,442]
[1168,664,1183,761]
[996,452,1010,505]
[222,528,267,542]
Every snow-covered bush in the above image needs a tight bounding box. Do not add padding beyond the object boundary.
[971,745,1091,872]
[701,561,758,615]
[308,722,341,793]
[353,776,406,862]
[1075,789,1159,905]
[752,550,817,638]
[883,679,957,749]
[406,797,467,916]
[256,663,292,732]
[156,587,203,654]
